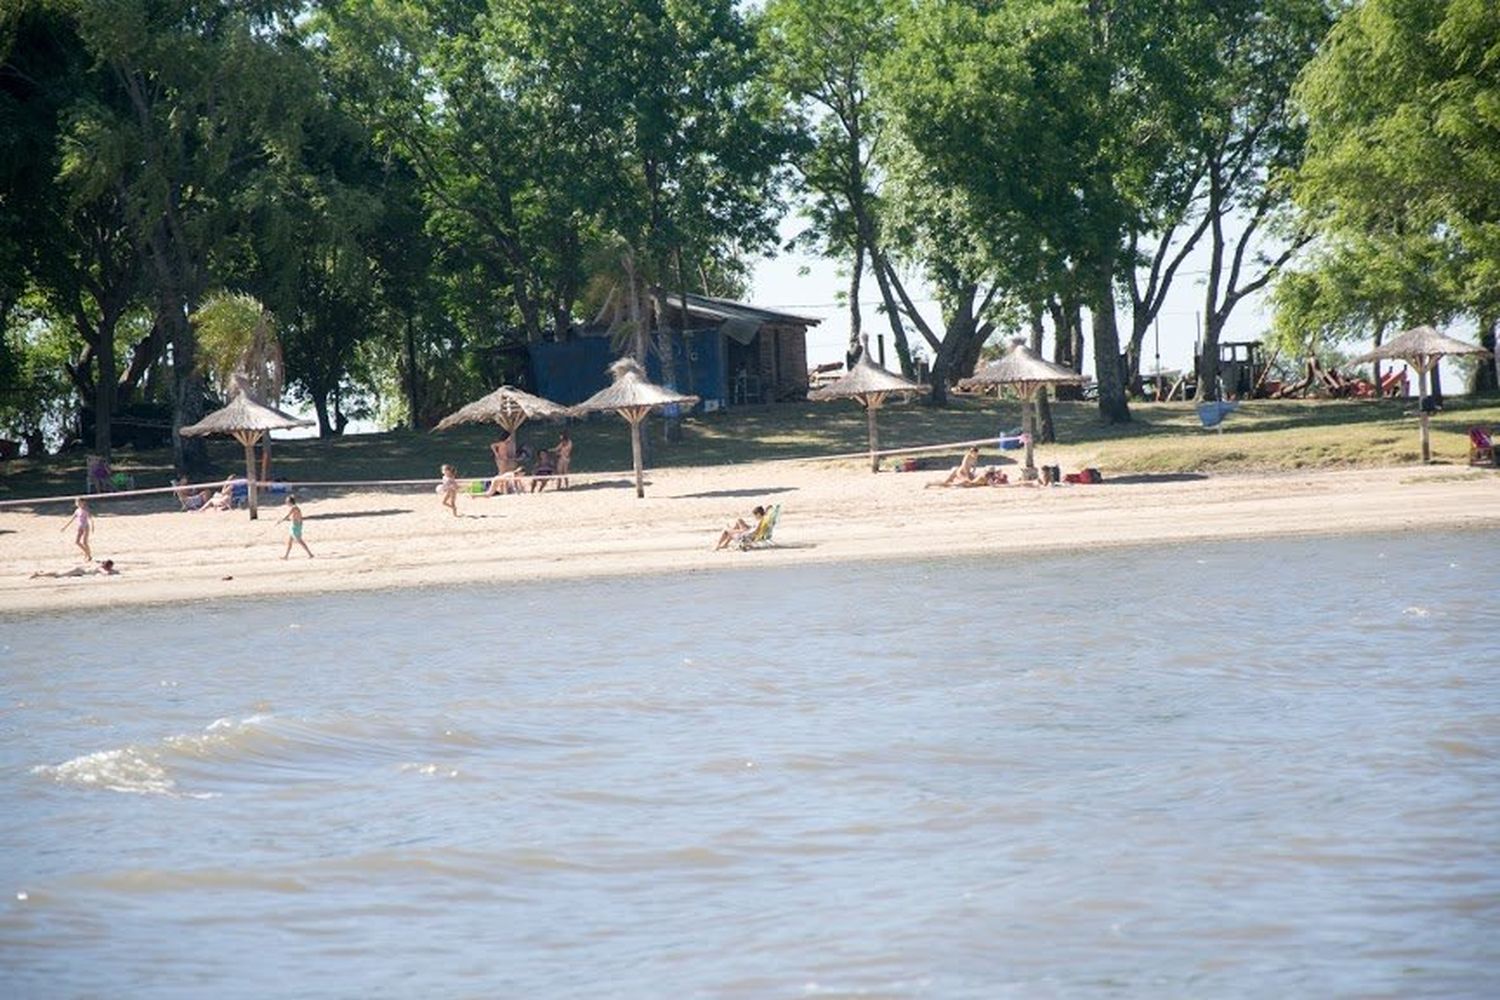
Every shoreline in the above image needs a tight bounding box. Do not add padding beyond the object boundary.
[3,462,1497,616]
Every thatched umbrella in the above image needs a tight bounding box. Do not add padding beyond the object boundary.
[960,339,1085,480]
[808,340,922,472]
[179,375,313,519]
[433,385,569,436]
[1350,325,1493,462]
[570,358,699,498]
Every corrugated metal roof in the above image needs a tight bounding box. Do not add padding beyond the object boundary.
[660,292,822,329]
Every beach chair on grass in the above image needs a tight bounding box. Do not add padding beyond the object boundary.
[737,504,781,550]
[86,455,134,493]
[1197,400,1239,433]
[1470,427,1496,467]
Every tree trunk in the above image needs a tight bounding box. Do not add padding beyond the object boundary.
[1473,319,1499,393]
[1089,266,1131,424]
[1030,310,1055,443]
[163,294,206,473]
[869,250,916,379]
[312,392,332,438]
[653,281,681,444]
[847,243,864,369]
[93,315,117,458]
[927,297,977,407]
[405,313,420,430]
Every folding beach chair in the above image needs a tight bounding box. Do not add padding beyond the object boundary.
[1470,427,1496,467]
[85,455,134,493]
[1197,400,1239,433]
[737,504,781,550]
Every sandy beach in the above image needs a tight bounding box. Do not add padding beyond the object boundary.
[3,462,1497,615]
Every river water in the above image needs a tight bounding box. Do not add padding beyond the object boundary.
[3,533,1498,998]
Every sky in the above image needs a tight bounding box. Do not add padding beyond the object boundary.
[744,218,1274,378]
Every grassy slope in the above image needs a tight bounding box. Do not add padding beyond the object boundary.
[3,394,1498,502]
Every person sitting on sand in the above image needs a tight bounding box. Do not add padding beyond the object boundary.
[552,429,573,489]
[529,448,555,493]
[32,559,118,578]
[927,446,981,488]
[715,505,767,550]
[199,475,242,512]
[174,476,213,511]
[946,466,1009,488]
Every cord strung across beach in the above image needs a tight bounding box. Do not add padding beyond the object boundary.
[0,434,1006,509]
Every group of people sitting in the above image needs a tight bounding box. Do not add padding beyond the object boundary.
[174,474,290,511]
[175,474,243,511]
[483,429,573,496]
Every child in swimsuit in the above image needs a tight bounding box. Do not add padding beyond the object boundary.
[280,495,313,559]
[437,464,460,517]
[61,498,92,561]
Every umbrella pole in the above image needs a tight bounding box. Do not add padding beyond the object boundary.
[236,430,261,520]
[629,413,646,498]
[1417,362,1431,463]
[866,398,881,473]
[1022,391,1038,481]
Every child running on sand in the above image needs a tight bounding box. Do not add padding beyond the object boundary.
[437,464,460,517]
[280,495,313,559]
[60,498,92,561]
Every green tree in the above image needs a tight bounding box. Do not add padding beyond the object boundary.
[884,0,1190,423]
[1286,0,1500,391]
[64,0,320,470]
[762,0,912,371]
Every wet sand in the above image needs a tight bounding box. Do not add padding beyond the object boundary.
[3,462,1497,615]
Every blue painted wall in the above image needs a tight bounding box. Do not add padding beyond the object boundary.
[528,329,727,408]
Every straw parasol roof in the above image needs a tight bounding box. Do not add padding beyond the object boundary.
[808,342,921,473]
[180,374,313,519]
[571,358,701,415]
[433,385,568,434]
[808,349,922,402]
[571,358,700,498]
[960,340,1084,480]
[179,376,313,437]
[1349,324,1491,367]
[1349,325,1492,463]
[960,340,1085,396]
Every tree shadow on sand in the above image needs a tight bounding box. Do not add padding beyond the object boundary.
[678,486,798,500]
[309,508,413,520]
[1101,473,1209,485]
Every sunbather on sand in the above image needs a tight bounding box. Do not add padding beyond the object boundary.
[715,505,766,550]
[199,475,242,511]
[957,467,1009,487]
[32,559,118,578]
[927,447,981,487]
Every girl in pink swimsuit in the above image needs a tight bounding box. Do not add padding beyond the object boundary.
[61,498,92,561]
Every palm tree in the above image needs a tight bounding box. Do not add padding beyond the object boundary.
[190,292,285,480]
